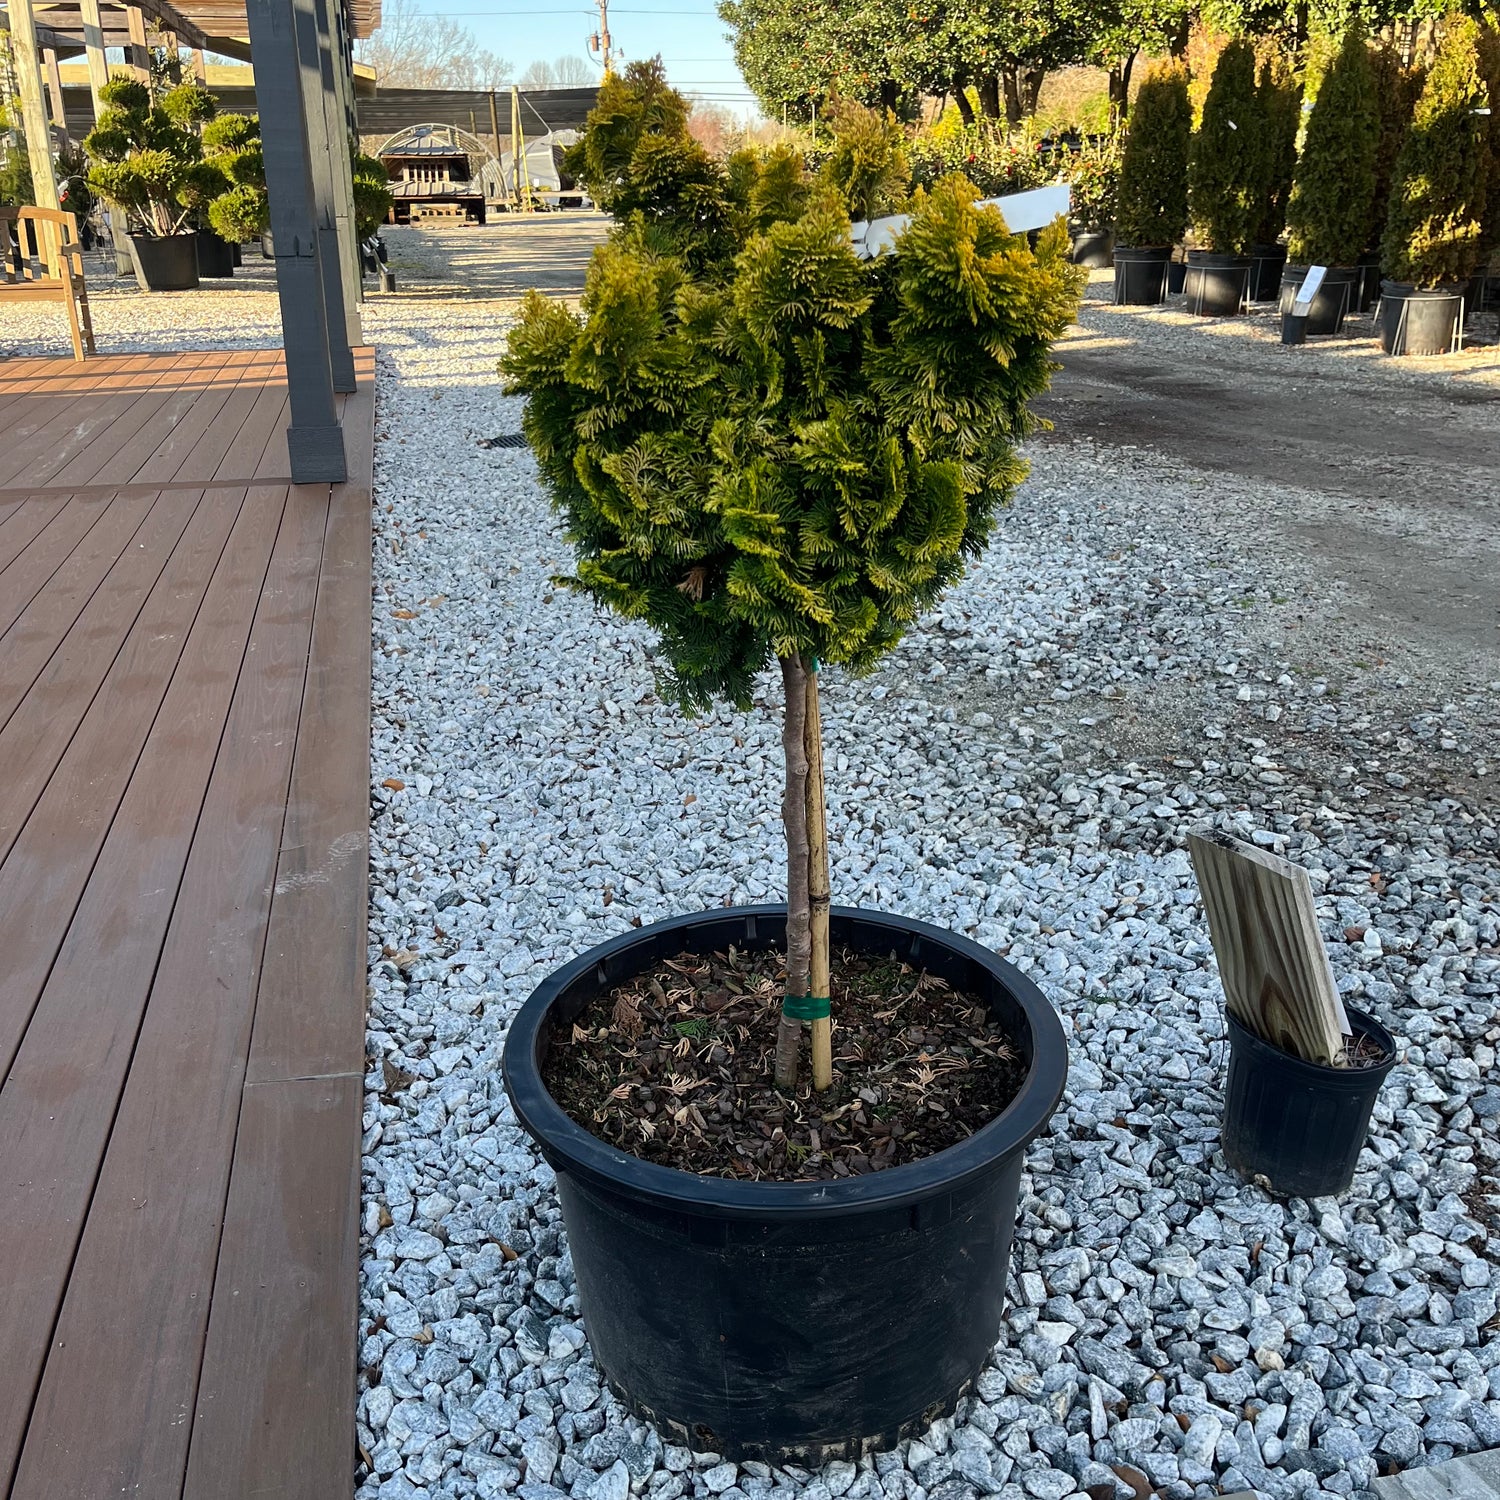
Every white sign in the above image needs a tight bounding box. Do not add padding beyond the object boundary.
[850,183,1072,260]
[1292,264,1327,316]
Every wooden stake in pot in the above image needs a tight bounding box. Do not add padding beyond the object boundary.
[1188,830,1350,1066]
[776,655,811,1090]
[804,661,833,1093]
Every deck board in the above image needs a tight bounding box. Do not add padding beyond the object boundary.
[0,348,374,1500]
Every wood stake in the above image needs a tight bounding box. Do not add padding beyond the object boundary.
[1188,831,1350,1066]
[776,655,811,1091]
[804,661,833,1092]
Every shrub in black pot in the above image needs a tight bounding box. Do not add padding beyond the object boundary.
[1362,43,1424,310]
[1114,61,1192,304]
[498,65,1078,1462]
[1380,15,1492,355]
[1248,54,1301,301]
[1067,132,1120,267]
[203,112,267,257]
[1284,27,1379,334]
[1185,39,1263,315]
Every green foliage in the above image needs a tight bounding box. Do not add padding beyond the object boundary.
[908,119,1052,197]
[1066,131,1123,232]
[1188,39,1263,253]
[84,75,216,237]
[1252,55,1301,244]
[1382,14,1491,286]
[0,133,34,209]
[202,113,268,241]
[352,150,395,238]
[1367,44,1424,252]
[1476,25,1500,254]
[500,104,1083,714]
[1286,27,1379,265]
[1115,61,1191,246]
[817,98,909,221]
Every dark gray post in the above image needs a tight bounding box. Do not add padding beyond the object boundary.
[325,0,365,307]
[289,0,356,392]
[312,0,364,333]
[246,0,348,483]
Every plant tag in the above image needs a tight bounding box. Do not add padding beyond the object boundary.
[1293,264,1328,315]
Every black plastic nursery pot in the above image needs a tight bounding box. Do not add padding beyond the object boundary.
[1378,282,1464,357]
[127,231,199,292]
[195,227,235,277]
[1222,1006,1396,1199]
[1069,227,1115,269]
[502,904,1069,1463]
[1247,242,1288,302]
[1183,250,1251,316]
[1278,263,1358,335]
[1166,254,1187,295]
[1112,244,1172,305]
[1356,253,1382,313]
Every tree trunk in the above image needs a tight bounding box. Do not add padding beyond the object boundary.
[803,664,832,1093]
[977,74,1001,120]
[953,87,975,126]
[776,655,811,1091]
[1002,66,1023,128]
[878,78,901,113]
[1023,68,1045,117]
[1109,52,1137,122]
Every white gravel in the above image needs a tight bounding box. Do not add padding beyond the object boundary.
[5,253,1497,1500]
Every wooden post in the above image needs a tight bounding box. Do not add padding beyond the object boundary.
[125,4,152,84]
[191,48,208,83]
[509,85,521,209]
[5,0,60,210]
[310,0,364,330]
[43,48,69,140]
[245,0,347,482]
[79,0,112,118]
[1188,831,1350,1067]
[804,664,833,1092]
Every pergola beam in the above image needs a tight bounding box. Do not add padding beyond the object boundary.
[77,0,110,116]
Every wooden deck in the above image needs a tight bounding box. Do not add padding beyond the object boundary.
[0,348,375,1500]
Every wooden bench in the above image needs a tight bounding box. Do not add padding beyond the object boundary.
[410,201,466,223]
[1,206,97,363]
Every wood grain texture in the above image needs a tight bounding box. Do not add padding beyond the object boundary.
[1188,831,1350,1066]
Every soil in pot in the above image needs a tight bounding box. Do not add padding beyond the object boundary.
[543,942,1027,1181]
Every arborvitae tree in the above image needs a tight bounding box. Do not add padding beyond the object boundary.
[1115,60,1192,247]
[1366,43,1424,254]
[1188,39,1263,254]
[1476,25,1500,257]
[502,75,1084,1092]
[1286,27,1379,266]
[1382,15,1490,287]
[1252,54,1301,246]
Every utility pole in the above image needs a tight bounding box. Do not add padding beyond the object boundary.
[587,0,616,77]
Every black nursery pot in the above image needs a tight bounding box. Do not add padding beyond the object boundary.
[1222,1006,1396,1199]
[1247,242,1288,302]
[1069,227,1115,269]
[195,227,235,277]
[502,905,1069,1463]
[1279,263,1358,334]
[1378,282,1464,357]
[1183,249,1251,316]
[1112,244,1172,305]
[127,231,199,292]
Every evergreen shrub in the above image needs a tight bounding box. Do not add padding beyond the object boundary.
[1253,55,1301,245]
[1115,62,1191,248]
[1188,39,1263,254]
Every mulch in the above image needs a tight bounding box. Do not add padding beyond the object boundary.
[540,942,1027,1182]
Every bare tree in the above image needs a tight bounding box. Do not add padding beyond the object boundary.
[355,0,513,89]
[518,55,598,89]
[685,99,740,156]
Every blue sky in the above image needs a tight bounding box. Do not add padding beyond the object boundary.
[427,0,756,114]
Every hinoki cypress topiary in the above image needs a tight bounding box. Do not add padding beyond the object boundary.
[1383,15,1491,287]
[1286,27,1379,267]
[1189,39,1263,255]
[502,66,1083,1092]
[1253,55,1302,247]
[1115,61,1192,248]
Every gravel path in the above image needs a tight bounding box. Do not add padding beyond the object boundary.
[4,242,1497,1500]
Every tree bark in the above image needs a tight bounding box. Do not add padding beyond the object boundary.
[1002,66,1023,128]
[977,74,1001,120]
[953,87,975,126]
[1023,68,1046,117]
[776,655,811,1091]
[803,663,832,1093]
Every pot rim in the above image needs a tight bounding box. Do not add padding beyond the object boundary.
[1379,279,1466,298]
[1225,1003,1397,1085]
[501,903,1069,1221]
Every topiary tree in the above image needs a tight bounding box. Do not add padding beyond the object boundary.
[1366,42,1424,255]
[84,77,217,237]
[1188,38,1263,254]
[1252,53,1301,246]
[1382,14,1490,287]
[352,149,394,237]
[501,73,1084,1091]
[1285,26,1378,266]
[1115,60,1192,247]
[203,112,268,241]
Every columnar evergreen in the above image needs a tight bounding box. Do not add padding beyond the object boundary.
[502,66,1083,1090]
[1115,61,1192,248]
[1286,27,1379,266]
[1366,43,1424,255]
[1475,24,1500,259]
[1188,39,1263,254]
[1252,54,1301,246]
[1382,15,1490,287]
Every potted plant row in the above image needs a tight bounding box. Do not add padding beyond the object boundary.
[1248,57,1301,302]
[1066,131,1121,268]
[1379,14,1492,355]
[1113,60,1192,304]
[498,66,1079,1460]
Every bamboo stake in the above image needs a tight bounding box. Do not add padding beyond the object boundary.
[804,660,833,1092]
[776,654,811,1091]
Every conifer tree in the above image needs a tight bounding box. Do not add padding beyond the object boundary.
[1475,24,1500,258]
[1188,39,1263,254]
[1382,15,1490,287]
[1252,54,1301,246]
[502,70,1083,1091]
[1286,26,1379,267]
[1366,43,1424,255]
[1115,61,1192,248]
